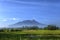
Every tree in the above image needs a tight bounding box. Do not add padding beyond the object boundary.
[44,25,59,30]
[23,26,39,30]
[0,29,4,32]
[30,26,39,30]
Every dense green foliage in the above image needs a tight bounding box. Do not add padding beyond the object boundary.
[44,25,59,30]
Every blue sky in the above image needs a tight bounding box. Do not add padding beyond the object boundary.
[0,0,60,27]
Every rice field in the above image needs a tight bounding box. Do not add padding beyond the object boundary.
[0,30,60,40]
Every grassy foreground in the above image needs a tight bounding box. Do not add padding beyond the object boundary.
[1,30,60,35]
[0,30,60,40]
[22,30,60,35]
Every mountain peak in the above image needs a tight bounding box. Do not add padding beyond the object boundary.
[9,20,46,28]
[22,19,36,22]
[32,19,36,21]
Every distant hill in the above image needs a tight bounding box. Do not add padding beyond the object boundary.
[9,20,46,28]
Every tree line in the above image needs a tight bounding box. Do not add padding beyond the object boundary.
[0,25,60,32]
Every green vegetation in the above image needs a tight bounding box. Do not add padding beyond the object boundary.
[0,30,60,40]
[0,33,60,40]
[44,25,59,30]
[0,25,60,40]
[1,30,60,35]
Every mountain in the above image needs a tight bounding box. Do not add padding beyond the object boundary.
[9,20,46,28]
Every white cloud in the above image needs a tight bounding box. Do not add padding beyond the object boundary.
[12,18,18,20]
[11,0,41,5]
[0,19,7,22]
[0,18,19,22]
[0,0,41,5]
[2,19,7,21]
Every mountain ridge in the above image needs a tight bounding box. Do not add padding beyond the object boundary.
[9,20,46,28]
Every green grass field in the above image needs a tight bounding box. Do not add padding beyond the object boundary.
[0,30,60,40]
[22,30,60,35]
[1,30,60,35]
